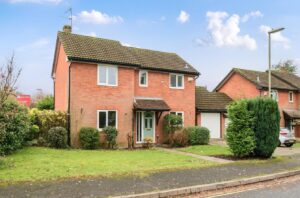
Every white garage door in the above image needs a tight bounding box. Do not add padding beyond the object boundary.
[201,113,221,138]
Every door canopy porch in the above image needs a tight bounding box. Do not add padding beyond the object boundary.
[134,98,170,125]
[283,109,300,125]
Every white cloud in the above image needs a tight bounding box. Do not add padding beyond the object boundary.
[177,11,189,24]
[241,11,263,22]
[18,38,50,51]
[260,25,290,49]
[88,32,97,37]
[7,0,62,4]
[197,11,257,50]
[76,10,123,25]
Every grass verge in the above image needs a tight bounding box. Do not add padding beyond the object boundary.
[0,147,215,184]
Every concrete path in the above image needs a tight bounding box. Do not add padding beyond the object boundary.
[157,147,233,164]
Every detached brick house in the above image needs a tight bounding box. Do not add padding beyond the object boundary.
[52,26,200,147]
[215,68,300,137]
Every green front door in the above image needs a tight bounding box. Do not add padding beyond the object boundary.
[143,112,154,140]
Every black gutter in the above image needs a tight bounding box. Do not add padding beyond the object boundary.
[68,57,200,76]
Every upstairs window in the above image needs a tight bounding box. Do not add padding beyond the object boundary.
[139,70,148,87]
[98,65,118,86]
[289,91,294,102]
[270,90,279,101]
[170,74,184,89]
[97,110,117,130]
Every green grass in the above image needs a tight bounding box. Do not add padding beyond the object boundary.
[178,145,232,156]
[0,147,215,184]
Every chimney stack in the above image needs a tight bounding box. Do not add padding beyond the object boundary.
[63,25,72,33]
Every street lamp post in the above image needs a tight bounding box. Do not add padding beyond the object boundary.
[268,27,285,97]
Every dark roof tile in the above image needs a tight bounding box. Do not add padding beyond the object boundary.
[196,86,233,112]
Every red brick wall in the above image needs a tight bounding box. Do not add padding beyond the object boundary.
[218,73,260,100]
[54,43,69,111]
[68,63,196,147]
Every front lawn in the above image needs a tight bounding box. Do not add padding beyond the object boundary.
[0,147,215,184]
[178,145,232,156]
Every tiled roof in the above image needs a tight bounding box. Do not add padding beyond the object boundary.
[134,99,170,111]
[196,86,233,112]
[234,68,297,90]
[283,109,300,119]
[57,32,199,75]
[271,71,300,89]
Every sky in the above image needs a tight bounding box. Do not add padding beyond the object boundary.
[0,0,300,94]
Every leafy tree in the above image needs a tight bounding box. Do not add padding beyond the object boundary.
[36,95,54,110]
[273,59,297,74]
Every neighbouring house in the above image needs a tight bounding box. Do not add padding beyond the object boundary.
[52,25,200,147]
[16,94,31,107]
[195,86,233,139]
[215,68,300,137]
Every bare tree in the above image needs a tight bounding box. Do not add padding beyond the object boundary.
[0,54,21,108]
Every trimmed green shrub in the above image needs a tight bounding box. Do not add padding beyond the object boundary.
[185,126,210,145]
[0,101,30,156]
[172,130,188,147]
[47,127,68,149]
[25,125,40,142]
[103,126,118,149]
[79,127,99,149]
[226,100,256,158]
[29,108,67,138]
[248,97,280,158]
[36,95,54,110]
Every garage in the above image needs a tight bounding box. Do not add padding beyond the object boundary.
[201,113,221,138]
[195,86,233,139]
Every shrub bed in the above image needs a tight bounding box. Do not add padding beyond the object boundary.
[47,127,68,149]
[185,126,210,145]
[79,127,99,149]
[0,101,31,156]
[103,126,118,149]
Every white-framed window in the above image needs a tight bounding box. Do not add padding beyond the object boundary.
[270,90,279,101]
[139,70,148,87]
[170,111,184,126]
[97,64,118,86]
[97,110,117,130]
[170,74,184,89]
[289,91,294,102]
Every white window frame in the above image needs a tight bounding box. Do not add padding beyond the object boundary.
[97,64,118,86]
[289,91,294,103]
[271,90,279,102]
[97,110,118,131]
[170,111,184,126]
[139,70,148,87]
[169,73,184,89]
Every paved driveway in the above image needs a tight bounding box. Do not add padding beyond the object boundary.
[274,146,300,156]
